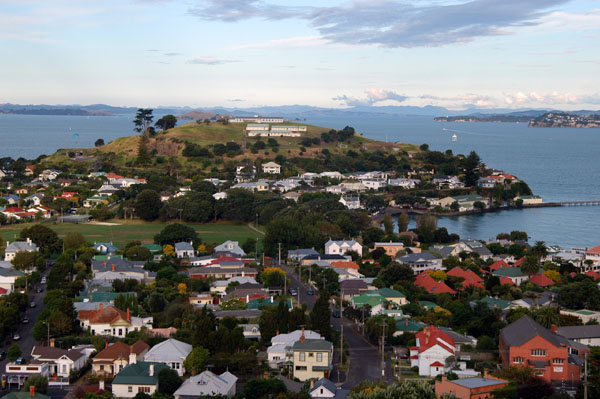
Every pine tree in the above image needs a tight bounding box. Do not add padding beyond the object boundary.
[310,290,332,340]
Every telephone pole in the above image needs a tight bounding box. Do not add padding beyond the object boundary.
[381,320,386,377]
[584,352,588,399]
[339,290,344,383]
[278,243,281,266]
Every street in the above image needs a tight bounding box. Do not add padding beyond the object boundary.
[282,264,394,387]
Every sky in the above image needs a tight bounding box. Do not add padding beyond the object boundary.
[0,0,599,110]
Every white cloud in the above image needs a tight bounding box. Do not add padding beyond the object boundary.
[186,57,240,65]
[333,88,408,106]
[503,91,594,105]
[420,93,498,107]
[230,35,327,50]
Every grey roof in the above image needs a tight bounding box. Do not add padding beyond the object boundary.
[428,246,454,258]
[175,242,194,251]
[397,252,439,263]
[556,325,600,339]
[528,359,549,369]
[74,302,112,311]
[288,249,319,257]
[174,370,237,397]
[293,339,333,351]
[275,375,303,393]
[0,268,25,277]
[451,377,507,389]
[444,330,477,345]
[311,378,337,394]
[472,246,492,256]
[145,338,192,363]
[5,241,38,253]
[303,254,347,261]
[214,309,262,319]
[500,315,572,348]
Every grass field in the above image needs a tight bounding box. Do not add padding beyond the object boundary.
[0,220,263,249]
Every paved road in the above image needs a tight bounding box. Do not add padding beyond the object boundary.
[1,276,49,376]
[281,264,394,387]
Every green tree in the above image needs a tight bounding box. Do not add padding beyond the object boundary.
[531,241,548,264]
[310,291,332,340]
[64,232,89,251]
[450,201,460,211]
[521,256,540,277]
[137,135,151,165]
[94,138,105,147]
[383,214,394,235]
[7,343,21,361]
[19,224,62,253]
[21,375,48,394]
[11,251,38,271]
[348,380,435,399]
[154,223,199,246]
[125,246,152,261]
[397,213,409,233]
[157,367,181,395]
[417,214,437,243]
[183,346,210,374]
[155,114,177,130]
[463,150,481,187]
[533,306,560,329]
[240,378,287,399]
[133,108,154,135]
[135,189,161,221]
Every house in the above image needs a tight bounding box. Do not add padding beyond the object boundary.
[362,178,387,190]
[214,241,245,257]
[374,241,405,258]
[174,371,238,399]
[4,238,38,261]
[453,240,493,261]
[393,318,426,336]
[325,239,362,257]
[446,267,484,291]
[1,194,20,205]
[246,123,270,131]
[0,268,25,294]
[93,242,118,255]
[229,116,284,123]
[556,325,600,346]
[292,333,333,381]
[235,163,256,182]
[339,196,360,210]
[262,162,281,174]
[435,374,509,399]
[175,242,195,258]
[309,377,349,399]
[499,315,586,382]
[492,266,529,285]
[92,341,149,376]
[559,309,600,324]
[388,178,418,188]
[438,194,489,211]
[30,345,88,378]
[25,193,44,206]
[84,195,109,208]
[410,326,456,377]
[268,329,323,368]
[396,252,443,274]
[432,175,464,189]
[301,254,351,266]
[352,292,390,316]
[415,272,456,295]
[516,195,543,205]
[112,362,170,398]
[240,324,261,340]
[288,249,319,262]
[77,305,153,337]
[188,266,258,280]
[477,177,497,188]
[529,273,555,287]
[374,287,407,306]
[144,338,192,376]
[476,297,515,312]
[339,280,369,301]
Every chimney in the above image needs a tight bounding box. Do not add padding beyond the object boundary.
[105,341,109,349]
[99,379,105,391]
[276,330,280,336]
[99,303,103,310]
[551,324,557,333]
[149,364,155,377]
[405,319,409,326]
[126,308,130,321]
[103,261,107,266]
[246,294,250,303]
[50,338,55,347]
[30,385,35,398]
[310,380,315,389]
[271,296,274,303]
[129,345,137,364]
[300,328,305,343]
[111,264,115,272]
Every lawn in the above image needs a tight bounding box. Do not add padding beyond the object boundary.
[0,220,263,250]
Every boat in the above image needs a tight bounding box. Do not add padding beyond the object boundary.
[452,133,457,142]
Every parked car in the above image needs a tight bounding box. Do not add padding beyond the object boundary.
[288,288,297,296]
[15,357,25,364]
[29,302,36,308]
[36,287,43,293]
[41,277,47,284]
[13,333,20,341]
[307,289,314,295]
[332,310,341,318]
[22,318,29,324]
[0,352,6,360]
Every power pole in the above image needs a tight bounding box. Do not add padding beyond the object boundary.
[278,243,281,266]
[339,289,343,383]
[381,320,386,377]
[584,352,588,399]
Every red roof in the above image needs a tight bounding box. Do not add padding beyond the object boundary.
[513,257,526,267]
[410,355,418,359]
[78,305,130,324]
[498,276,515,286]
[415,273,457,295]
[209,256,242,265]
[587,245,600,255]
[447,267,483,283]
[2,206,25,213]
[0,287,8,295]
[530,273,555,287]
[430,361,445,367]
[461,279,485,290]
[330,261,360,269]
[105,172,123,179]
[93,341,148,362]
[489,260,510,271]
[584,271,600,280]
[415,326,455,354]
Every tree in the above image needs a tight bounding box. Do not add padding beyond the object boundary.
[417,214,437,243]
[450,201,460,211]
[310,291,332,340]
[463,150,481,186]
[155,114,177,130]
[364,195,386,213]
[136,135,151,165]
[11,251,38,271]
[133,108,154,136]
[19,224,61,253]
[154,223,199,246]
[521,256,540,277]
[534,306,560,329]
[362,226,385,247]
[64,232,89,251]
[125,246,152,261]
[240,378,287,399]
[7,343,21,361]
[473,201,486,210]
[135,189,162,221]
[383,214,394,235]
[157,367,181,395]
[531,241,548,264]
[348,380,435,399]
[183,346,210,374]
[21,375,48,394]
[397,213,409,232]
[94,138,105,147]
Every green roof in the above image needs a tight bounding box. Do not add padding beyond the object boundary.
[563,309,598,315]
[293,339,333,351]
[141,244,163,253]
[478,296,512,310]
[93,254,123,261]
[374,287,406,298]
[452,194,486,203]
[76,291,136,303]
[247,299,292,309]
[352,293,387,308]
[395,319,426,332]
[419,301,437,310]
[493,266,524,277]
[112,361,170,386]
[2,393,50,399]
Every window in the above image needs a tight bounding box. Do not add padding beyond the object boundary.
[119,329,123,336]
[317,353,323,362]
[309,352,314,357]
[295,366,307,371]
[138,387,151,393]
[553,358,564,364]
[299,352,305,361]
[100,365,104,371]
[531,349,546,357]
[128,387,133,393]
[513,357,524,364]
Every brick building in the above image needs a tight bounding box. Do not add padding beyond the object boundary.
[499,315,586,382]
[435,374,508,399]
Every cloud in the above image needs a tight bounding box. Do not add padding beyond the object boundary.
[333,88,408,106]
[420,93,497,107]
[164,52,180,56]
[503,91,600,106]
[186,57,240,65]
[230,35,327,50]
[228,98,245,102]
[190,0,570,47]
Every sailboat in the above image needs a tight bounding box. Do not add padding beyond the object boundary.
[452,133,457,142]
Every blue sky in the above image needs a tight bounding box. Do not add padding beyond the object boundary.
[1,0,599,110]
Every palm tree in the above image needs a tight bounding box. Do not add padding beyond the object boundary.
[531,241,548,265]
[534,306,560,329]
[521,255,540,278]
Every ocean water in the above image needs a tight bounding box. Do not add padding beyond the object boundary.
[0,113,598,248]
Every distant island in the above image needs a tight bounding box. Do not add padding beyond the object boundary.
[434,115,532,123]
[529,112,600,128]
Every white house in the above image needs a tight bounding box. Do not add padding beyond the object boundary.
[143,339,192,377]
[262,162,281,175]
[0,268,25,294]
[214,241,245,257]
[325,239,363,257]
[410,326,455,377]
[175,242,195,258]
[396,252,443,274]
[339,196,361,210]
[112,362,170,398]
[174,371,238,399]
[78,305,153,338]
[310,378,347,399]
[31,345,89,378]
[267,329,323,368]
[388,178,419,189]
[362,179,387,190]
[4,238,38,261]
[246,123,270,131]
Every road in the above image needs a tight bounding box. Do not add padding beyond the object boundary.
[1,276,48,376]
[281,263,394,387]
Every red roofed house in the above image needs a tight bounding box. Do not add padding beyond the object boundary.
[410,326,455,376]
[330,261,360,270]
[513,257,526,267]
[25,165,35,176]
[584,271,600,280]
[77,304,153,338]
[498,276,516,286]
[415,272,456,295]
[489,260,511,272]
[105,172,124,182]
[92,340,149,377]
[446,267,484,291]
[529,273,555,287]
[586,246,600,267]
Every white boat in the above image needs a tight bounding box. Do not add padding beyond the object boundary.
[452,133,457,142]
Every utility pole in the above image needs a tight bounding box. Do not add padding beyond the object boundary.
[381,320,386,377]
[278,243,281,266]
[339,289,343,383]
[584,352,588,399]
